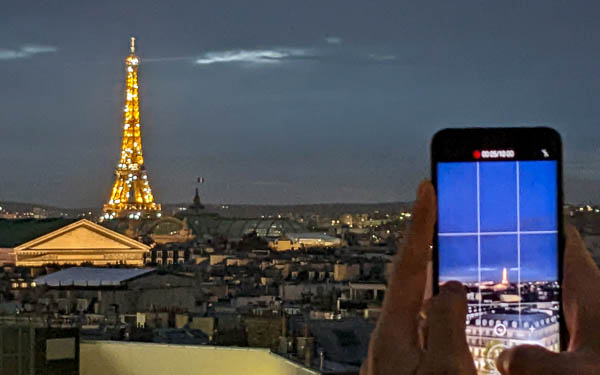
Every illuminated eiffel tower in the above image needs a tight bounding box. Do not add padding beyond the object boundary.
[103,37,161,220]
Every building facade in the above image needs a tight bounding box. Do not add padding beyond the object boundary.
[14,219,150,267]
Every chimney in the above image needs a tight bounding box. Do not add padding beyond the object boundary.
[281,314,287,337]
[304,343,312,367]
[278,314,289,354]
[319,350,324,371]
[302,322,314,367]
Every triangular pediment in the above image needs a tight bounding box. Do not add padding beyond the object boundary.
[14,219,149,252]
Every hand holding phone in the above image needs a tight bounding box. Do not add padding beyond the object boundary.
[496,225,600,375]
[361,182,476,375]
[432,128,564,375]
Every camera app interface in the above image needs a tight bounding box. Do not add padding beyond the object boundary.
[437,160,560,374]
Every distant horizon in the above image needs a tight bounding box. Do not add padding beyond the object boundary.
[0,199,413,211]
[0,199,600,210]
[0,197,596,211]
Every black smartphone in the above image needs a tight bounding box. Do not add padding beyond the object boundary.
[431,127,564,375]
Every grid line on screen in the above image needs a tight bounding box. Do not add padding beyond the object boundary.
[476,162,482,349]
[438,230,557,236]
[517,161,521,327]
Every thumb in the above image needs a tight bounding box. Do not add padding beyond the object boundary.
[420,281,475,374]
[563,224,600,351]
[426,281,468,354]
[496,345,568,375]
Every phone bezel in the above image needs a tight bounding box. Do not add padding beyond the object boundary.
[430,127,566,351]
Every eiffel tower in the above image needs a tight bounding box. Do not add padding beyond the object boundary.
[103,37,161,219]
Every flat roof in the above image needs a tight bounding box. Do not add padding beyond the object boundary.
[34,267,155,287]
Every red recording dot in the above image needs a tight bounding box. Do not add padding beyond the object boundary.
[473,150,481,159]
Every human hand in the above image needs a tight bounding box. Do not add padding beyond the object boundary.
[496,225,600,375]
[361,181,476,375]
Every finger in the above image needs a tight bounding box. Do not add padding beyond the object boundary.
[384,180,436,321]
[564,225,600,289]
[425,281,468,354]
[420,281,475,374]
[563,224,600,350]
[423,260,433,301]
[359,361,369,375]
[417,262,434,350]
[418,298,433,350]
[497,345,577,375]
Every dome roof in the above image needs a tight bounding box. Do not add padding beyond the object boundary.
[102,211,307,242]
[177,211,306,240]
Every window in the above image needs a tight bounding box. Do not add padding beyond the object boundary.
[167,258,173,265]
[156,250,162,257]
[168,251,173,257]
[178,250,184,257]
[156,258,163,265]
[178,258,184,264]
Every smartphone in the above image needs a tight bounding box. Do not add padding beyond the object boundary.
[431,128,564,375]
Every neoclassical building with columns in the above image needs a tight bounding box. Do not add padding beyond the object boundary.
[13,219,149,267]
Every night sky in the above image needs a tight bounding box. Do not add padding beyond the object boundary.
[2,1,600,208]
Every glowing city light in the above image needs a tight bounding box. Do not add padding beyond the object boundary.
[103,37,161,219]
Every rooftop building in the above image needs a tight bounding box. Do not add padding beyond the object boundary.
[81,340,318,375]
[11,219,150,267]
[34,267,154,287]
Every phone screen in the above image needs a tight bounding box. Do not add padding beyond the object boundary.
[434,130,562,375]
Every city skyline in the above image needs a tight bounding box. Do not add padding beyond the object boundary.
[3,1,600,208]
[2,4,600,375]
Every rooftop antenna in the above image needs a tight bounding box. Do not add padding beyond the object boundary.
[190,177,205,210]
[130,37,136,54]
